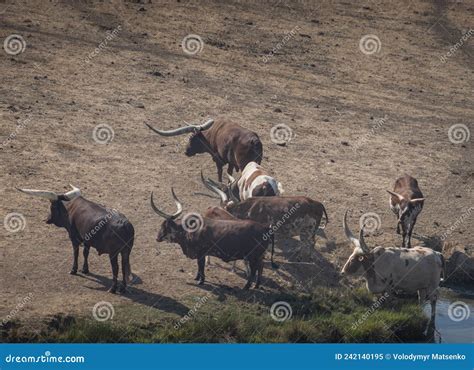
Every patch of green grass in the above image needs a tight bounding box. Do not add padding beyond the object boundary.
[2,288,429,343]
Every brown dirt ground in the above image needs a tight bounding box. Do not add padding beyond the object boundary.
[0,0,472,323]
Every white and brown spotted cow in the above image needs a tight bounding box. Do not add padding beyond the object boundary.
[202,173,328,252]
[341,210,444,321]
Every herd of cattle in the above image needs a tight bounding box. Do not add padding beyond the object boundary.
[16,119,445,319]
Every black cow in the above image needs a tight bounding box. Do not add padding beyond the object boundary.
[17,185,134,293]
[150,188,273,289]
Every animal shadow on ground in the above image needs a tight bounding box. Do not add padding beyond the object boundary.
[78,273,190,316]
[273,237,341,291]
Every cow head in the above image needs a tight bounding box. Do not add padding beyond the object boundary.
[16,185,81,227]
[150,188,184,243]
[341,210,373,276]
[386,190,424,225]
[145,119,214,157]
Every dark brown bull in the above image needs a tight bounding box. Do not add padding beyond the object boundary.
[387,175,425,248]
[202,173,328,250]
[145,119,263,182]
[150,189,272,289]
[17,186,134,293]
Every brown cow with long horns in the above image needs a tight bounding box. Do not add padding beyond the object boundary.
[145,119,263,182]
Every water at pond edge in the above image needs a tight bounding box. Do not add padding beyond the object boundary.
[423,287,474,343]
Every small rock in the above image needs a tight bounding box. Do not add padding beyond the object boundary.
[179,268,185,272]
[341,141,349,146]
[139,7,146,11]
[274,107,282,113]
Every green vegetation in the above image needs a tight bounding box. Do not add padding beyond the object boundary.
[1,288,429,343]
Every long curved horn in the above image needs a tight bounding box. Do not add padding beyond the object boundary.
[201,170,228,203]
[16,188,58,201]
[150,189,182,219]
[343,210,369,253]
[145,119,214,137]
[359,224,370,253]
[226,173,236,184]
[170,188,183,218]
[386,190,404,201]
[64,184,81,200]
[410,197,425,203]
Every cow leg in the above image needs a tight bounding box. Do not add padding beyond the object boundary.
[118,251,130,293]
[81,246,90,274]
[227,164,234,176]
[406,218,417,249]
[197,256,206,285]
[108,254,119,294]
[401,222,408,248]
[428,288,438,322]
[255,258,264,289]
[216,163,223,183]
[70,244,80,275]
[396,221,401,235]
[243,261,257,290]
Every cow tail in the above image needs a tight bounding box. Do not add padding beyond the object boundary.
[319,205,329,230]
[269,231,279,269]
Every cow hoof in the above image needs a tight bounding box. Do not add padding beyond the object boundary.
[194,275,200,281]
[117,286,126,294]
[81,269,89,274]
[108,287,117,294]
[69,269,77,275]
[198,280,205,285]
